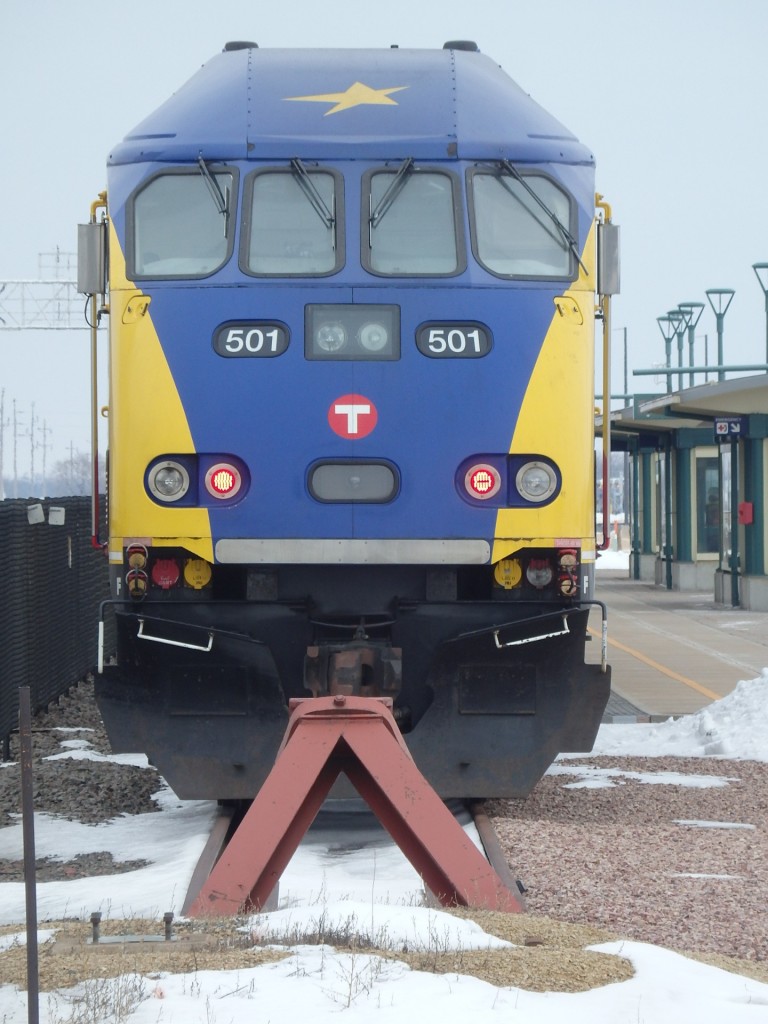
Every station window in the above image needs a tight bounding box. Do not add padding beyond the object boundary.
[363,165,464,276]
[129,167,236,279]
[468,169,575,279]
[241,166,342,276]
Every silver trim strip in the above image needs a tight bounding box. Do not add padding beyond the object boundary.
[494,614,570,648]
[137,618,215,652]
[215,538,491,565]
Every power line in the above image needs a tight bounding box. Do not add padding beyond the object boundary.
[0,252,84,330]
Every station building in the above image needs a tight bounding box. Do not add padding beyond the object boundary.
[606,375,768,610]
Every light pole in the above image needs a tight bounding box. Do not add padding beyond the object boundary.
[657,315,676,393]
[667,309,686,391]
[752,263,768,368]
[705,288,735,382]
[678,301,705,387]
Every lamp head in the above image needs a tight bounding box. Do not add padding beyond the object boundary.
[753,263,768,295]
[678,301,705,329]
[656,315,676,341]
[705,288,735,316]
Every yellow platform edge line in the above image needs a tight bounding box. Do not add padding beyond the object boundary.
[587,628,724,702]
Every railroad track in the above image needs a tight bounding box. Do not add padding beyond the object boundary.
[182,798,525,916]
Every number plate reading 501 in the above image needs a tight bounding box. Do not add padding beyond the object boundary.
[213,322,289,357]
[416,322,492,358]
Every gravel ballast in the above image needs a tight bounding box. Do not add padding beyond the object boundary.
[490,756,768,965]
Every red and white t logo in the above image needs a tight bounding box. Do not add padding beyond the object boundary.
[328,394,378,439]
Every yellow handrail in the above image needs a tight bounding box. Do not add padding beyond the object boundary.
[88,193,107,549]
[595,194,613,551]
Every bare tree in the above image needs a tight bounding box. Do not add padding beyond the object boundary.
[48,450,105,496]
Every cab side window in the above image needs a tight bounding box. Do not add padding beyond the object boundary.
[130,169,235,278]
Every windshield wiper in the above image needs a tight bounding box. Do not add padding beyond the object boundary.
[197,155,228,217]
[499,160,587,275]
[370,157,414,228]
[290,158,335,229]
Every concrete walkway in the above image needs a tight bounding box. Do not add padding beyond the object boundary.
[590,571,768,719]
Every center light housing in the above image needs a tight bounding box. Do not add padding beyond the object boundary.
[306,304,400,360]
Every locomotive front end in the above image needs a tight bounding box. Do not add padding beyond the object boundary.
[84,42,613,800]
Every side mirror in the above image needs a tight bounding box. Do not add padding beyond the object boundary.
[597,222,620,296]
[77,221,107,295]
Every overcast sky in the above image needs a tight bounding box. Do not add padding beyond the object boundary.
[1,0,767,472]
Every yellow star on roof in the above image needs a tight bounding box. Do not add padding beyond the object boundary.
[284,81,408,116]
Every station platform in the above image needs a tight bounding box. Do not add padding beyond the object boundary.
[589,570,768,721]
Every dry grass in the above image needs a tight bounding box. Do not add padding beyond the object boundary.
[3,906,766,1001]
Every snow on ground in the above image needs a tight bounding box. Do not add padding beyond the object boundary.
[4,932,768,1024]
[595,548,630,571]
[582,669,768,762]
[1,660,768,1021]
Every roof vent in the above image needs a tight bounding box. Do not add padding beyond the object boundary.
[223,41,258,52]
[442,40,479,52]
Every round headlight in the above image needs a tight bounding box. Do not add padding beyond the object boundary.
[148,461,190,502]
[316,322,347,352]
[358,321,388,352]
[515,461,557,502]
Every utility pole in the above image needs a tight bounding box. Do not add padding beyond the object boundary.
[38,419,52,497]
[0,389,5,501]
[0,252,88,494]
[12,399,21,499]
[0,389,4,501]
[68,441,76,494]
[29,402,36,495]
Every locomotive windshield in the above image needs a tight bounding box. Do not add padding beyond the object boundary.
[242,168,340,276]
[469,170,575,279]
[130,169,235,278]
[365,168,463,276]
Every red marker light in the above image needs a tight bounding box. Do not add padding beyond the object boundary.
[205,463,242,499]
[151,559,181,589]
[464,463,501,500]
[526,558,553,589]
[210,469,236,494]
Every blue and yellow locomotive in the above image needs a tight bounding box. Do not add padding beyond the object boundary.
[81,41,615,800]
